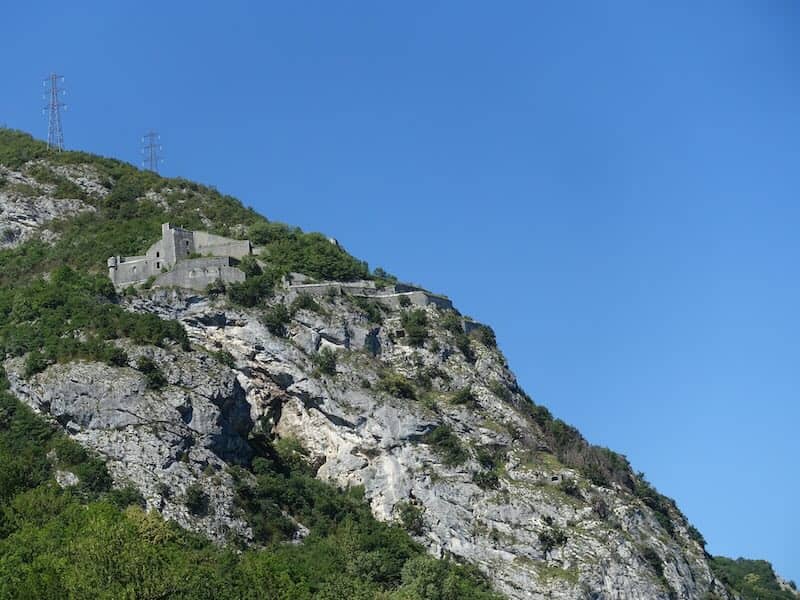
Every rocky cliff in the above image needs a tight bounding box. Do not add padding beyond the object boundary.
[1,130,795,599]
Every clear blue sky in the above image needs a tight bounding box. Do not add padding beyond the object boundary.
[3,0,798,583]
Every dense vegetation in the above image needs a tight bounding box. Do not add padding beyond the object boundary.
[710,558,797,600]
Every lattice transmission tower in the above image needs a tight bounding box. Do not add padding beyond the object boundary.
[43,73,66,151]
[141,130,163,172]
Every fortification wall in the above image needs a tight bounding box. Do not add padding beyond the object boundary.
[193,231,251,259]
[286,280,453,310]
[154,257,244,291]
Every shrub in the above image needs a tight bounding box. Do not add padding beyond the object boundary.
[398,295,411,308]
[352,295,382,323]
[227,274,274,306]
[376,371,416,400]
[455,333,475,363]
[237,255,262,277]
[400,309,428,347]
[451,387,477,407]
[440,314,462,338]
[424,425,467,466]
[107,485,146,509]
[538,527,568,555]
[396,501,425,536]
[469,324,497,348]
[210,349,236,368]
[313,347,337,376]
[291,293,321,314]
[558,478,581,499]
[472,470,500,490]
[184,483,210,516]
[262,303,291,337]
[105,346,129,367]
[136,356,167,390]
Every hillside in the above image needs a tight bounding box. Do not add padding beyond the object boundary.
[0,128,796,599]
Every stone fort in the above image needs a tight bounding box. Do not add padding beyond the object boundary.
[107,223,251,291]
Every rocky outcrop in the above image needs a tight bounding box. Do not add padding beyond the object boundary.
[112,288,731,600]
[4,341,253,542]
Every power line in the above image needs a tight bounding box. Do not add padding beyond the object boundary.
[141,130,163,172]
[43,73,66,151]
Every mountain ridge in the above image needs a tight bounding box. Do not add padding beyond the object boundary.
[0,128,796,600]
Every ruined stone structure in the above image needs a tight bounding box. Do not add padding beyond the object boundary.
[108,223,251,291]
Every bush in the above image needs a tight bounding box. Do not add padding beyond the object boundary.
[136,356,167,390]
[352,295,382,323]
[107,485,146,509]
[210,349,236,368]
[376,371,416,400]
[424,425,467,466]
[313,347,337,376]
[538,527,568,555]
[468,324,497,348]
[398,295,411,308]
[472,470,500,490]
[558,478,581,499]
[291,293,321,314]
[184,483,210,516]
[263,303,291,337]
[451,387,477,407]
[400,309,428,347]
[396,501,425,536]
[227,274,274,307]
[454,333,475,363]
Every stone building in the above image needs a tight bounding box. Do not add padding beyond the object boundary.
[108,223,251,291]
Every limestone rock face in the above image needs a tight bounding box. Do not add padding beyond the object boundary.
[103,288,731,600]
[4,342,253,543]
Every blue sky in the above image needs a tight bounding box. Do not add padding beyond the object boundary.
[2,0,798,583]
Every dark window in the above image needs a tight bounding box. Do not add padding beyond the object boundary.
[156,251,160,258]
[157,262,161,269]
[185,240,189,246]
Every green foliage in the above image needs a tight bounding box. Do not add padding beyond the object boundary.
[352,295,383,323]
[399,295,412,308]
[396,501,425,536]
[106,485,146,510]
[236,255,263,277]
[424,425,467,466]
[377,371,417,400]
[263,303,291,337]
[710,557,797,600]
[313,348,337,376]
[0,267,189,377]
[136,356,167,390]
[184,483,210,516]
[248,222,369,282]
[401,309,428,347]
[441,310,463,335]
[291,292,322,314]
[558,477,581,499]
[451,387,477,407]
[468,324,497,348]
[227,273,275,307]
[538,527,568,556]
[210,349,236,368]
[454,333,476,363]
